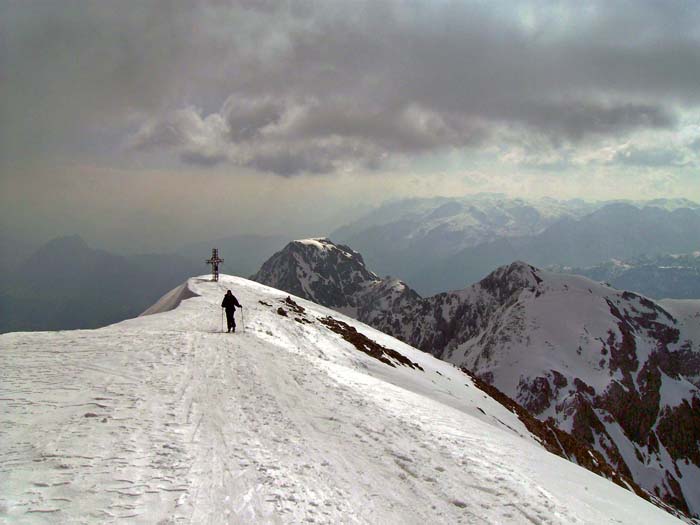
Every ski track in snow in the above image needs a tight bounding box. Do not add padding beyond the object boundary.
[0,276,683,524]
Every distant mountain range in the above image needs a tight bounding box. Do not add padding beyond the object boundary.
[6,195,700,332]
[332,194,599,286]
[253,238,700,518]
[0,234,286,333]
[332,195,700,294]
[551,252,700,300]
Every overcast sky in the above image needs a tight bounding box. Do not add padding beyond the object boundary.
[2,0,699,252]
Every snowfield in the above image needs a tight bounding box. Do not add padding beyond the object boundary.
[0,275,684,524]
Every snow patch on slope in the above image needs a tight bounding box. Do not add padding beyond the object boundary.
[659,372,699,409]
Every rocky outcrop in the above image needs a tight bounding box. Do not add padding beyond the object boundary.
[252,238,419,320]
[251,238,380,312]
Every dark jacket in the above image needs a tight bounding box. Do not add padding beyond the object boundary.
[221,293,242,311]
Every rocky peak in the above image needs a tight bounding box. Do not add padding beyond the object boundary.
[477,260,543,299]
[288,238,372,271]
[252,238,380,311]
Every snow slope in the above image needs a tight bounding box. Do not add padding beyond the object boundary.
[253,240,700,519]
[0,275,684,524]
[366,263,700,519]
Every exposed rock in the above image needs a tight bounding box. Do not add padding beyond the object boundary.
[319,316,423,371]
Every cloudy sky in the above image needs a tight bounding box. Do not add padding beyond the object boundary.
[2,0,699,251]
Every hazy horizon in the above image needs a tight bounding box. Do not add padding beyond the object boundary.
[3,1,700,253]
[3,192,699,257]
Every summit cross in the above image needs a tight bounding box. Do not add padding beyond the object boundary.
[206,248,224,282]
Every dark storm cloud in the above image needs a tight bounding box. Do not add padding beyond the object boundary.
[246,149,337,177]
[130,96,486,173]
[223,98,286,142]
[513,102,675,142]
[4,0,700,175]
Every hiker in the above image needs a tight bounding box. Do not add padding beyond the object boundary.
[221,290,243,333]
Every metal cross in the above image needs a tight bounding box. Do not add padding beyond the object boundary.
[206,248,224,282]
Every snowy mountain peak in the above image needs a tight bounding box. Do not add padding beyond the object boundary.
[293,236,342,250]
[290,237,370,266]
[277,237,355,263]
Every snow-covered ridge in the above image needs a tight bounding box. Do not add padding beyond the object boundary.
[0,275,685,523]
[381,266,700,520]
[253,239,700,520]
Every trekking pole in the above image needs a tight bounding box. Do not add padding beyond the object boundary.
[221,308,224,333]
